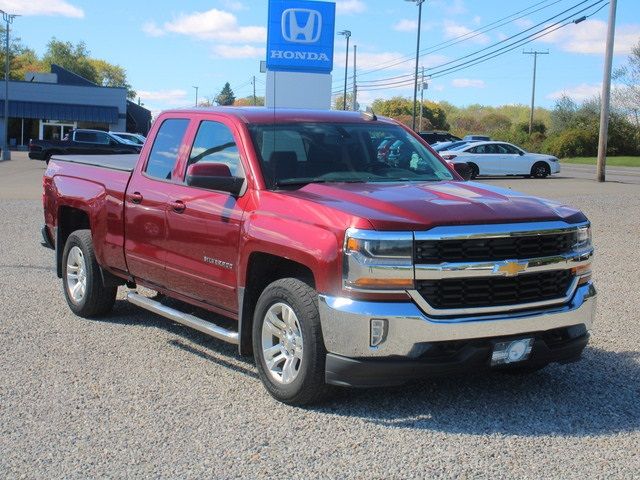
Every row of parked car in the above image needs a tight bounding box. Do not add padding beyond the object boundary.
[418,130,560,179]
[28,129,146,163]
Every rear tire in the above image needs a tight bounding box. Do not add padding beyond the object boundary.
[531,162,550,178]
[62,229,117,318]
[252,278,330,406]
[468,162,479,179]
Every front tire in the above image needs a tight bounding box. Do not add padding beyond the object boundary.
[252,278,330,405]
[531,162,550,179]
[468,162,479,179]
[62,230,117,318]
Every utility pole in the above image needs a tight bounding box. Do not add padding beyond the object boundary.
[418,67,427,132]
[1,10,17,161]
[352,44,357,111]
[407,0,425,131]
[523,50,549,135]
[252,75,257,105]
[192,86,199,107]
[338,30,351,110]
[596,0,618,182]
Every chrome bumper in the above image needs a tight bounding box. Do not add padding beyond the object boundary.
[319,282,596,358]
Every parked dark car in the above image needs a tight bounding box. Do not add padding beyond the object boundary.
[29,129,142,163]
[418,131,461,145]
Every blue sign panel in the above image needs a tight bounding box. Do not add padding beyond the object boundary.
[266,0,336,73]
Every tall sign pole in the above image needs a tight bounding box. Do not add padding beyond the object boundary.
[1,10,17,161]
[523,50,549,135]
[596,0,618,182]
[408,0,425,131]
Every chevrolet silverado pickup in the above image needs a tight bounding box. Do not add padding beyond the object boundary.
[42,108,596,405]
[30,129,141,163]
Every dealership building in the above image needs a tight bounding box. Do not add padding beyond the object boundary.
[0,64,151,149]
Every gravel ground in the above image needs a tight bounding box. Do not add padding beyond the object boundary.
[0,157,639,478]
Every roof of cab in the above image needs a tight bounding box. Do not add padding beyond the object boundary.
[159,107,397,125]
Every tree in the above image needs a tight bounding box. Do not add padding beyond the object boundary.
[0,26,44,80]
[370,96,448,130]
[89,59,136,99]
[234,95,265,106]
[332,93,359,111]
[613,39,640,127]
[215,82,236,106]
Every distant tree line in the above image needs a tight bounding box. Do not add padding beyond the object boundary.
[341,40,640,158]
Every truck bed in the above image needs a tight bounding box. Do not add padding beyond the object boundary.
[51,154,139,172]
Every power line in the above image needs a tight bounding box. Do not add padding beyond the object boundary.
[355,0,602,88]
[332,0,566,87]
[355,0,606,92]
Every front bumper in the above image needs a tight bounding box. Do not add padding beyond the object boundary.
[319,282,596,386]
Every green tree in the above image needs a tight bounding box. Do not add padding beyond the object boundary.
[41,38,136,99]
[370,96,448,130]
[332,93,359,111]
[234,95,265,106]
[0,26,44,80]
[613,39,640,125]
[215,82,236,106]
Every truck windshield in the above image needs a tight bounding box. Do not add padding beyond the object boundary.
[248,122,454,189]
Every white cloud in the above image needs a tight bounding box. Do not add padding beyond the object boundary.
[472,16,482,26]
[539,20,640,55]
[0,0,83,17]
[393,19,418,32]
[221,0,246,11]
[443,21,489,44]
[547,83,601,101]
[514,18,534,29]
[336,0,366,15]
[145,8,266,43]
[138,89,188,104]
[212,45,265,59]
[142,22,164,37]
[452,78,486,88]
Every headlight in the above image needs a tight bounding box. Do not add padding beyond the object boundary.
[574,225,592,250]
[343,229,414,291]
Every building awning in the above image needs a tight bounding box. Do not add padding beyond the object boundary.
[0,100,119,124]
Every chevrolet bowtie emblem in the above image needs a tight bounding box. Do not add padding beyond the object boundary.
[495,261,528,277]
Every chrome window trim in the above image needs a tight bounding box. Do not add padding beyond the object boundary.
[414,249,593,280]
[414,220,590,241]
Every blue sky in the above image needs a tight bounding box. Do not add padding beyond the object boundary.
[2,0,639,115]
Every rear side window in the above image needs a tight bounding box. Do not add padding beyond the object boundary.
[187,121,243,176]
[74,131,97,143]
[145,118,189,180]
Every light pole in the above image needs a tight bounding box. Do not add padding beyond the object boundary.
[406,0,425,131]
[1,10,17,161]
[192,85,199,107]
[338,30,351,110]
[596,0,618,182]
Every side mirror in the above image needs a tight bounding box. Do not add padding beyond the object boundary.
[186,163,244,195]
[519,151,525,156]
[453,162,472,181]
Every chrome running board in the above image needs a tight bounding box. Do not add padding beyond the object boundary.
[127,292,239,345]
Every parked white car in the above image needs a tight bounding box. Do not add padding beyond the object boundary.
[110,132,146,146]
[439,141,560,179]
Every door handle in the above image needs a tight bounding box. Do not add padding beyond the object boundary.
[130,192,143,204]
[169,200,186,213]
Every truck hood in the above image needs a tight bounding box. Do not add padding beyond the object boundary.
[280,181,585,230]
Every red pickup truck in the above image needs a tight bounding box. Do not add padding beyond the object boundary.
[42,108,596,405]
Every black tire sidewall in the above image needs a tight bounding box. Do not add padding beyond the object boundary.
[468,163,479,179]
[252,279,325,404]
[532,162,550,178]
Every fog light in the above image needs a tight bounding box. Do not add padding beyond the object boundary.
[370,319,388,347]
[491,338,534,365]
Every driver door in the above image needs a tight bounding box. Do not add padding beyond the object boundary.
[163,118,248,313]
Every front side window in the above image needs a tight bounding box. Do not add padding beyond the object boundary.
[74,131,97,143]
[94,132,110,145]
[145,118,189,180]
[249,122,454,189]
[187,121,243,177]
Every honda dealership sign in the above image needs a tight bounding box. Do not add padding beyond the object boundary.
[266,0,336,73]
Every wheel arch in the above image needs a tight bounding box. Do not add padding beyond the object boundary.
[238,251,316,356]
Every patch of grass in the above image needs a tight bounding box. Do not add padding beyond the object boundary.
[561,156,640,167]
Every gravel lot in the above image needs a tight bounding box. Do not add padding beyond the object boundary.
[1,154,639,478]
